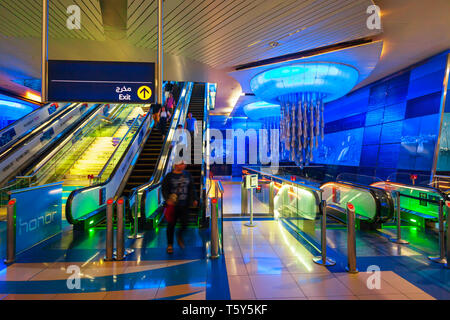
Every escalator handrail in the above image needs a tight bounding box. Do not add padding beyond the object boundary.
[0,103,79,160]
[65,108,155,225]
[131,82,194,218]
[370,180,448,201]
[321,180,393,223]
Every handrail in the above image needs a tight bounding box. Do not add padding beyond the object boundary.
[217,180,224,195]
[371,181,448,201]
[243,166,323,193]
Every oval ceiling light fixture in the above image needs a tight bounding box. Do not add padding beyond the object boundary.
[243,101,280,120]
[250,62,359,104]
[249,62,360,167]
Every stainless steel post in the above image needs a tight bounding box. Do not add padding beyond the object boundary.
[446,201,449,269]
[41,0,49,103]
[346,203,358,273]
[5,199,16,265]
[313,200,335,266]
[156,0,163,104]
[211,198,219,258]
[269,181,274,215]
[116,198,125,260]
[241,176,247,215]
[245,187,256,227]
[390,191,409,244]
[105,199,114,261]
[429,200,447,264]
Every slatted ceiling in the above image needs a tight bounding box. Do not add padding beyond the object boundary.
[126,0,379,69]
[229,2,376,66]
[0,0,105,40]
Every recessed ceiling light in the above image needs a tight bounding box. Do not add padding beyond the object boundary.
[268,41,280,48]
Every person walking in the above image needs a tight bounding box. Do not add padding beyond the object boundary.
[162,160,198,254]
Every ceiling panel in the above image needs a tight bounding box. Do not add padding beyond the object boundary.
[127,0,380,69]
[0,0,105,40]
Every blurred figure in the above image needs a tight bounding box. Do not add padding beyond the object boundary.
[159,106,171,138]
[151,103,161,127]
[162,160,198,254]
[185,112,198,137]
[166,92,175,116]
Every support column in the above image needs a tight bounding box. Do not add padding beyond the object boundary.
[156,0,163,104]
[41,0,49,103]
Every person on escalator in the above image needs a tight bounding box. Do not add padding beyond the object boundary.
[165,93,175,117]
[162,160,198,254]
[151,103,161,127]
[158,106,171,138]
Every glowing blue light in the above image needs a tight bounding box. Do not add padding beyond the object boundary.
[0,100,34,119]
[250,62,359,103]
[243,101,280,120]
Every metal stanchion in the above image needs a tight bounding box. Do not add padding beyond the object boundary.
[245,187,256,227]
[346,203,358,273]
[211,198,219,258]
[313,200,336,266]
[390,191,409,244]
[429,200,447,264]
[446,202,449,269]
[105,198,114,261]
[269,181,274,215]
[115,198,134,261]
[128,192,143,239]
[4,199,16,265]
[241,177,247,215]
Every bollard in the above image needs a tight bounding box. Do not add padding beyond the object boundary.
[269,181,274,216]
[241,177,247,215]
[5,199,16,265]
[116,198,125,260]
[446,202,449,269]
[346,203,358,273]
[244,187,256,227]
[313,200,336,266]
[390,191,409,245]
[211,198,219,258]
[429,200,447,264]
[105,198,114,261]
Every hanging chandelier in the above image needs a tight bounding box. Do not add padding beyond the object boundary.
[250,62,359,167]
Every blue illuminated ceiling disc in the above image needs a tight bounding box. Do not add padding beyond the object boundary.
[243,101,280,120]
[250,62,359,103]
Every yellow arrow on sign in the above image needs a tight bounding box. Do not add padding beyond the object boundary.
[137,86,152,100]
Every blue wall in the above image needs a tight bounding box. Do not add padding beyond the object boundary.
[313,51,449,180]
[0,93,39,130]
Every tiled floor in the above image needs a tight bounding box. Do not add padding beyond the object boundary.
[224,220,437,300]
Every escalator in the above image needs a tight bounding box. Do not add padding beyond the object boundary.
[184,83,206,225]
[65,82,194,230]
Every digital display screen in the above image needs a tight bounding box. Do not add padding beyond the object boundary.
[312,128,364,166]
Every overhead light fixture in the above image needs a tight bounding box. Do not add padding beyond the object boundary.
[268,41,280,48]
[25,91,41,102]
[248,40,262,48]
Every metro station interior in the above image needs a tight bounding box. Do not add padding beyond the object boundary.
[0,0,449,303]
